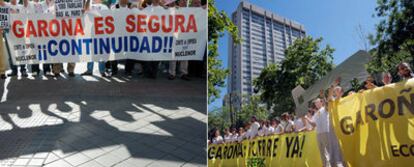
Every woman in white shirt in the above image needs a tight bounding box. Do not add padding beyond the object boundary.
[259,120,270,137]
[223,128,232,143]
[211,129,224,144]
[267,120,276,135]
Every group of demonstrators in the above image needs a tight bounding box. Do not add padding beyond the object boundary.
[209,62,414,167]
[0,0,206,80]
[208,112,314,144]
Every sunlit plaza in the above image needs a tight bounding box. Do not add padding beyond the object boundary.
[0,63,206,167]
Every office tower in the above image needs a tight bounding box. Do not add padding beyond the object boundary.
[227,1,306,109]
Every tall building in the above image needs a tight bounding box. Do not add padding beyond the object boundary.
[227,1,306,109]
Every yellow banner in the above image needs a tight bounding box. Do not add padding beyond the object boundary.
[330,79,414,167]
[207,131,322,167]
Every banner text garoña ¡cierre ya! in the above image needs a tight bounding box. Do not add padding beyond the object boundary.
[208,131,322,167]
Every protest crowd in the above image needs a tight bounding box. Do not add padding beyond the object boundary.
[0,0,206,80]
[208,62,414,167]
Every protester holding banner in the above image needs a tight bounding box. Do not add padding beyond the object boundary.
[41,0,64,78]
[279,112,294,133]
[316,80,345,167]
[212,129,224,144]
[307,98,333,166]
[6,0,23,13]
[6,0,27,77]
[382,71,392,85]
[107,0,131,77]
[223,128,232,143]
[248,116,260,139]
[237,127,245,142]
[294,116,309,132]
[141,0,164,79]
[81,0,109,77]
[397,62,414,80]
[24,0,53,77]
[168,0,189,81]
[0,1,6,79]
[229,127,238,142]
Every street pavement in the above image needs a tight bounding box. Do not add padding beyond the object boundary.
[0,63,207,167]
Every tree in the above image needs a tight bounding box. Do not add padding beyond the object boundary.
[208,107,231,131]
[208,0,239,103]
[238,95,268,124]
[355,24,371,51]
[254,36,334,117]
[208,94,268,131]
[367,0,414,73]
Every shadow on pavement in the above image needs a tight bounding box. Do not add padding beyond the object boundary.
[0,74,206,166]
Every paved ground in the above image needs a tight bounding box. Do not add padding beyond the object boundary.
[0,63,207,167]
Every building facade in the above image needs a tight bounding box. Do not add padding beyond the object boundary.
[227,1,306,109]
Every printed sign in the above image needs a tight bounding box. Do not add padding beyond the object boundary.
[55,0,84,17]
[0,7,10,29]
[6,7,207,65]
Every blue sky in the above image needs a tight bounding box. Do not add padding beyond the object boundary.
[209,0,379,111]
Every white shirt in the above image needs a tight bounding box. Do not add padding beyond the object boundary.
[304,115,314,130]
[266,126,275,136]
[257,128,265,137]
[312,107,330,133]
[294,118,305,132]
[25,1,47,14]
[281,120,295,133]
[275,124,283,134]
[223,133,232,143]
[212,136,224,144]
[237,133,245,142]
[249,121,260,138]
[231,133,239,142]
[245,129,253,139]
[43,1,55,14]
[91,3,109,11]
[6,3,24,13]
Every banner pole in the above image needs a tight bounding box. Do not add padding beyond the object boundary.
[3,30,13,69]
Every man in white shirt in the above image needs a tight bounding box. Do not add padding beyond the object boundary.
[280,113,295,133]
[168,0,190,81]
[80,0,108,77]
[308,98,344,167]
[24,0,52,76]
[248,116,260,139]
[308,98,331,167]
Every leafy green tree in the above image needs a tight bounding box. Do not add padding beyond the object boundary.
[254,36,334,117]
[208,0,239,103]
[208,107,231,131]
[238,95,268,123]
[367,0,414,73]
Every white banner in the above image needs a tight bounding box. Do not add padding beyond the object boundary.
[6,7,207,65]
